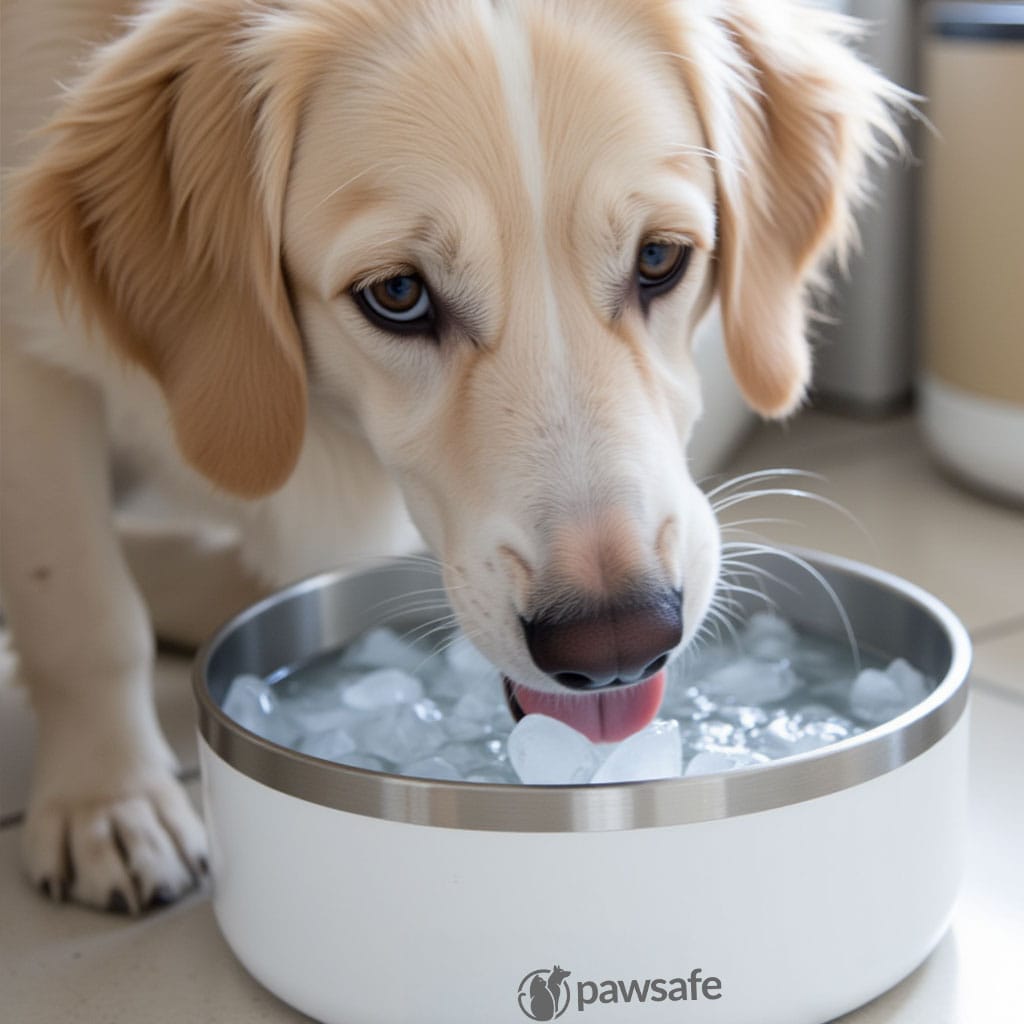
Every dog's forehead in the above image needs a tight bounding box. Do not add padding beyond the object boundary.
[285,0,712,272]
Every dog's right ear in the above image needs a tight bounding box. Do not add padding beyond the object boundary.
[670,0,909,419]
[11,1,314,497]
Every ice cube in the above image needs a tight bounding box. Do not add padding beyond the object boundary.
[659,684,718,723]
[281,701,363,737]
[223,675,295,744]
[273,656,360,700]
[442,715,493,741]
[438,739,506,774]
[295,729,357,762]
[684,749,768,776]
[886,658,930,704]
[400,756,462,781]
[452,691,503,722]
[849,659,928,724]
[792,704,859,733]
[792,641,852,686]
[698,657,801,704]
[356,701,447,762]
[791,702,840,722]
[507,715,600,785]
[442,689,511,740]
[715,704,770,731]
[669,645,733,689]
[741,611,797,661]
[694,719,744,749]
[446,638,501,681]
[223,673,274,717]
[412,698,444,722]
[342,668,424,710]
[339,628,428,675]
[753,712,852,758]
[427,638,503,700]
[591,720,683,783]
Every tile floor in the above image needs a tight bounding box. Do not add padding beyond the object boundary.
[1,409,1022,1023]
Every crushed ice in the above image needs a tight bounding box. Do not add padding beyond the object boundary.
[221,616,935,785]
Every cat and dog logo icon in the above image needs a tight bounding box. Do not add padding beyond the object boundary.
[517,965,572,1021]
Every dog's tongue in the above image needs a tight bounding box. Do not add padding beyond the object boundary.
[507,671,666,743]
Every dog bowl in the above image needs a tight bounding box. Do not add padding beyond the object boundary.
[194,549,970,1024]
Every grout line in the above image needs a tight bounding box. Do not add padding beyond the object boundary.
[971,614,1024,645]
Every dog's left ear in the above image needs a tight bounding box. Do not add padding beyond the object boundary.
[10,1,316,497]
[678,1,908,417]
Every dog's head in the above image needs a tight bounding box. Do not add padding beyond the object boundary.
[14,0,904,740]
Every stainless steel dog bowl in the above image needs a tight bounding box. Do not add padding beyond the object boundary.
[194,549,970,1024]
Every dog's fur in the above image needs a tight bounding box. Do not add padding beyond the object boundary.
[1,0,904,912]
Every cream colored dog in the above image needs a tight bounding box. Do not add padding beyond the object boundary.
[1,0,904,913]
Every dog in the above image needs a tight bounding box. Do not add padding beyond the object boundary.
[528,964,571,1020]
[1,0,905,913]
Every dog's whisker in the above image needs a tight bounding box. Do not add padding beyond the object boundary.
[719,515,802,532]
[716,581,778,608]
[397,617,460,653]
[709,597,745,615]
[699,618,726,650]
[372,602,456,623]
[717,491,874,553]
[341,556,451,576]
[413,628,483,676]
[363,588,459,616]
[428,627,490,665]
[703,606,742,649]
[711,487,871,547]
[718,557,800,598]
[712,486,836,512]
[705,467,824,501]
[723,542,861,670]
[716,568,771,589]
[366,583,457,600]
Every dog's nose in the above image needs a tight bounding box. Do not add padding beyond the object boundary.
[522,587,683,690]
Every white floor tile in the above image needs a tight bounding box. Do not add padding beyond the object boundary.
[971,626,1024,696]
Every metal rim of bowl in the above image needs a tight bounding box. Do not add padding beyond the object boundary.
[193,549,971,834]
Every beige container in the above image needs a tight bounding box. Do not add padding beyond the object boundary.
[920,3,1024,504]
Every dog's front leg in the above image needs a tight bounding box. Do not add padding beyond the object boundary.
[0,345,206,912]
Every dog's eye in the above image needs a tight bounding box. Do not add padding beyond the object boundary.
[636,240,692,296]
[354,274,435,333]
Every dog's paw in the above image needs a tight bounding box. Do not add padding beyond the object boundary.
[23,772,208,914]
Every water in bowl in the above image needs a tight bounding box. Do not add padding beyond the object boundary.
[221,611,933,784]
